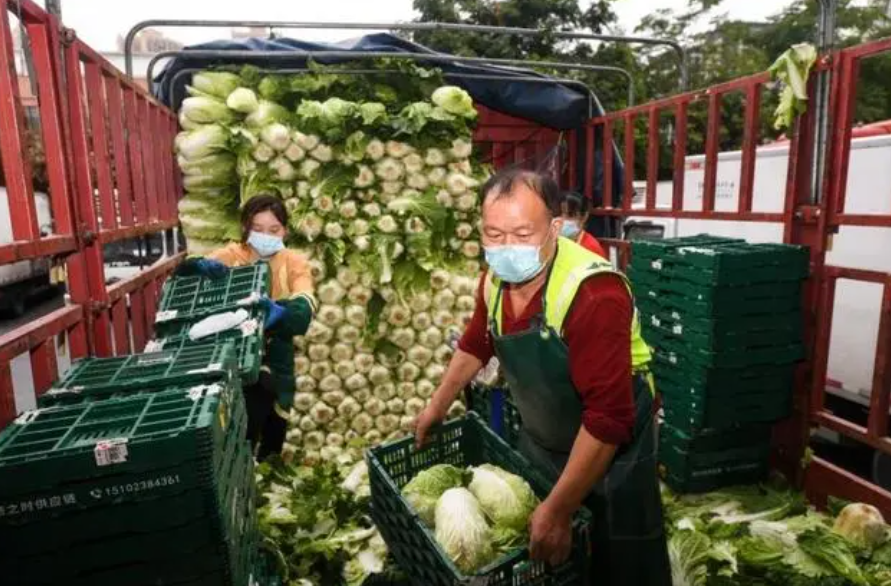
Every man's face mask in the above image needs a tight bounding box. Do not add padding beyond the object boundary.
[484,222,557,284]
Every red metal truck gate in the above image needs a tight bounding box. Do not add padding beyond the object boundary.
[586,41,891,515]
[0,0,181,428]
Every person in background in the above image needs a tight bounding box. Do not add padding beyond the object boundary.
[560,191,608,258]
[175,194,316,459]
[414,169,669,586]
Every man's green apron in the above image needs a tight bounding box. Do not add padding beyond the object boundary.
[484,237,671,586]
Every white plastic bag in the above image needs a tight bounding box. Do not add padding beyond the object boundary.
[188,308,250,341]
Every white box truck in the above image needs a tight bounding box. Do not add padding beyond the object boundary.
[0,187,56,316]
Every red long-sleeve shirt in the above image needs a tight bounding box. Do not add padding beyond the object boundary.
[458,272,635,445]
[578,231,608,258]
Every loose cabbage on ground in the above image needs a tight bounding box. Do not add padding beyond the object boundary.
[662,480,891,585]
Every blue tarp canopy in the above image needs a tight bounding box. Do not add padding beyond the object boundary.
[153,32,600,130]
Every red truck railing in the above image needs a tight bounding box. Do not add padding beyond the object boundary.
[0,0,181,427]
[587,40,891,515]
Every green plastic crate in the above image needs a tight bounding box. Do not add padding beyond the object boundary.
[659,440,770,480]
[658,423,771,493]
[368,413,592,586]
[660,422,773,453]
[7,440,255,585]
[668,242,809,279]
[653,357,795,399]
[41,341,237,404]
[146,312,264,386]
[646,313,801,353]
[0,395,248,555]
[661,386,791,432]
[655,342,804,369]
[630,235,743,267]
[155,263,271,328]
[657,289,801,318]
[0,382,241,503]
[657,277,801,302]
[662,465,769,494]
[651,310,801,341]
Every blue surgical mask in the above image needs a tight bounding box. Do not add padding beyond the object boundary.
[484,243,547,284]
[248,231,284,258]
[561,220,582,239]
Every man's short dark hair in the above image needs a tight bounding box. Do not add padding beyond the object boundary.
[480,168,563,217]
[240,194,289,242]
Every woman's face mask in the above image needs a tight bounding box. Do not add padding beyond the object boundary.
[248,231,284,258]
[560,219,582,239]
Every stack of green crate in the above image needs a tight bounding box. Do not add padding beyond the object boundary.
[152,263,271,386]
[0,343,258,585]
[628,236,809,493]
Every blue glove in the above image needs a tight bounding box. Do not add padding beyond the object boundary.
[259,297,287,330]
[196,259,229,279]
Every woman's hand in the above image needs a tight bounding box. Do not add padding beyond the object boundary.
[258,297,287,329]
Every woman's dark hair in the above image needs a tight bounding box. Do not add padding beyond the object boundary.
[480,168,563,217]
[562,191,590,219]
[240,194,289,242]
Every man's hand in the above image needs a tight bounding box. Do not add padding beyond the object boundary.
[528,500,573,567]
[413,401,449,449]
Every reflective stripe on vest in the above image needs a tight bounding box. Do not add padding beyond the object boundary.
[484,236,652,371]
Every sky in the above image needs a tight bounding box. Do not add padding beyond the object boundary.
[42,0,795,54]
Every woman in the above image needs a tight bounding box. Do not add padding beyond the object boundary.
[176,194,316,459]
[560,191,608,258]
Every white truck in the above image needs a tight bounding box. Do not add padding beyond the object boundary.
[0,187,56,316]
[626,132,891,413]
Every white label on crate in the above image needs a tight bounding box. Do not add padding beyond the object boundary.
[672,324,683,335]
[651,315,661,327]
[155,310,178,323]
[239,319,259,337]
[236,292,261,307]
[14,410,41,425]
[136,353,174,366]
[186,384,221,401]
[651,259,663,270]
[187,362,224,376]
[671,311,681,320]
[681,246,716,256]
[187,385,205,401]
[143,340,165,353]
[94,438,129,467]
[669,353,678,365]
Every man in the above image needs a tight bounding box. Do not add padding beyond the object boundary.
[560,190,608,258]
[415,169,670,585]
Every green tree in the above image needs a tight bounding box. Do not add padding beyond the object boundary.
[632,0,891,178]
[409,0,632,111]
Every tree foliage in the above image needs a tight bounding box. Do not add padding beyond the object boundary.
[411,0,891,179]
